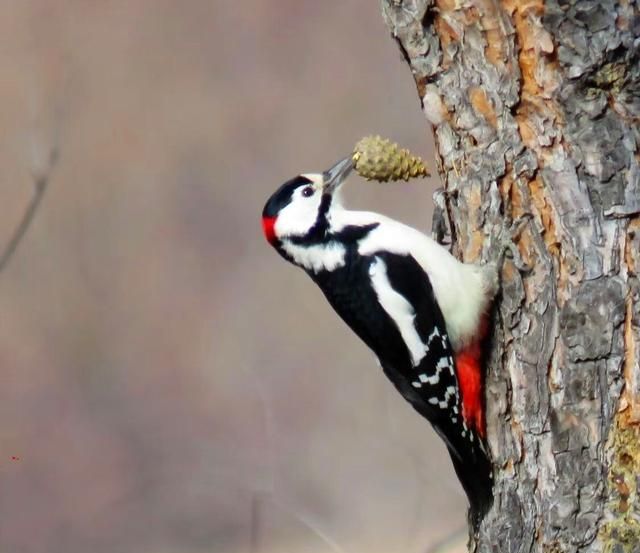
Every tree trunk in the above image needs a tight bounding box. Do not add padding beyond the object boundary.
[379,1,640,551]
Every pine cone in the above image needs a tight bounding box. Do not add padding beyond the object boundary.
[352,135,429,182]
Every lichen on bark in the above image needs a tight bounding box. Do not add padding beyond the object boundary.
[600,417,640,552]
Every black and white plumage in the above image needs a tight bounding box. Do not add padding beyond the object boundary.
[262,157,497,523]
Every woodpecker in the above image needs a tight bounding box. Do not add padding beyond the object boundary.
[262,157,498,523]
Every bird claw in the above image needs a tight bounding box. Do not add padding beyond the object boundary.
[502,240,532,273]
[491,214,533,273]
[510,214,533,240]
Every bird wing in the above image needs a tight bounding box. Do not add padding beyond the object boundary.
[373,252,462,437]
[375,251,492,519]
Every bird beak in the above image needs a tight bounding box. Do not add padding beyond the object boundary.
[322,156,354,194]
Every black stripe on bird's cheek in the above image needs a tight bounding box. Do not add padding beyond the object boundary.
[318,193,333,221]
[288,193,333,245]
[311,193,334,239]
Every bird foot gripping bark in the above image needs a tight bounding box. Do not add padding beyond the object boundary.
[432,187,452,247]
[490,214,533,273]
[481,215,533,296]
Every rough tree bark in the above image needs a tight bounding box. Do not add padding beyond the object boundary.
[379,1,640,551]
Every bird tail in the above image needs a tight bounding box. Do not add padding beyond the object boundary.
[446,435,493,530]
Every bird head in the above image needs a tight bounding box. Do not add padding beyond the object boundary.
[261,156,353,246]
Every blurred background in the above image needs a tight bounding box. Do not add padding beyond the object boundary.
[0,2,467,552]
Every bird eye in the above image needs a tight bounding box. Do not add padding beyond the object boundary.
[302,186,314,198]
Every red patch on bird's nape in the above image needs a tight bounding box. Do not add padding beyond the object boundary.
[262,216,277,244]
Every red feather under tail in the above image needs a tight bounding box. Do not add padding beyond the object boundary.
[454,317,489,438]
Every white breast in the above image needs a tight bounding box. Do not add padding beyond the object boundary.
[281,240,346,273]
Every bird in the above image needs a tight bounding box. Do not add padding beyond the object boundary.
[261,156,499,525]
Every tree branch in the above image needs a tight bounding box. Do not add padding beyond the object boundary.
[0,147,57,273]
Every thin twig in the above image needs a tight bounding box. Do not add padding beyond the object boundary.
[0,149,57,273]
